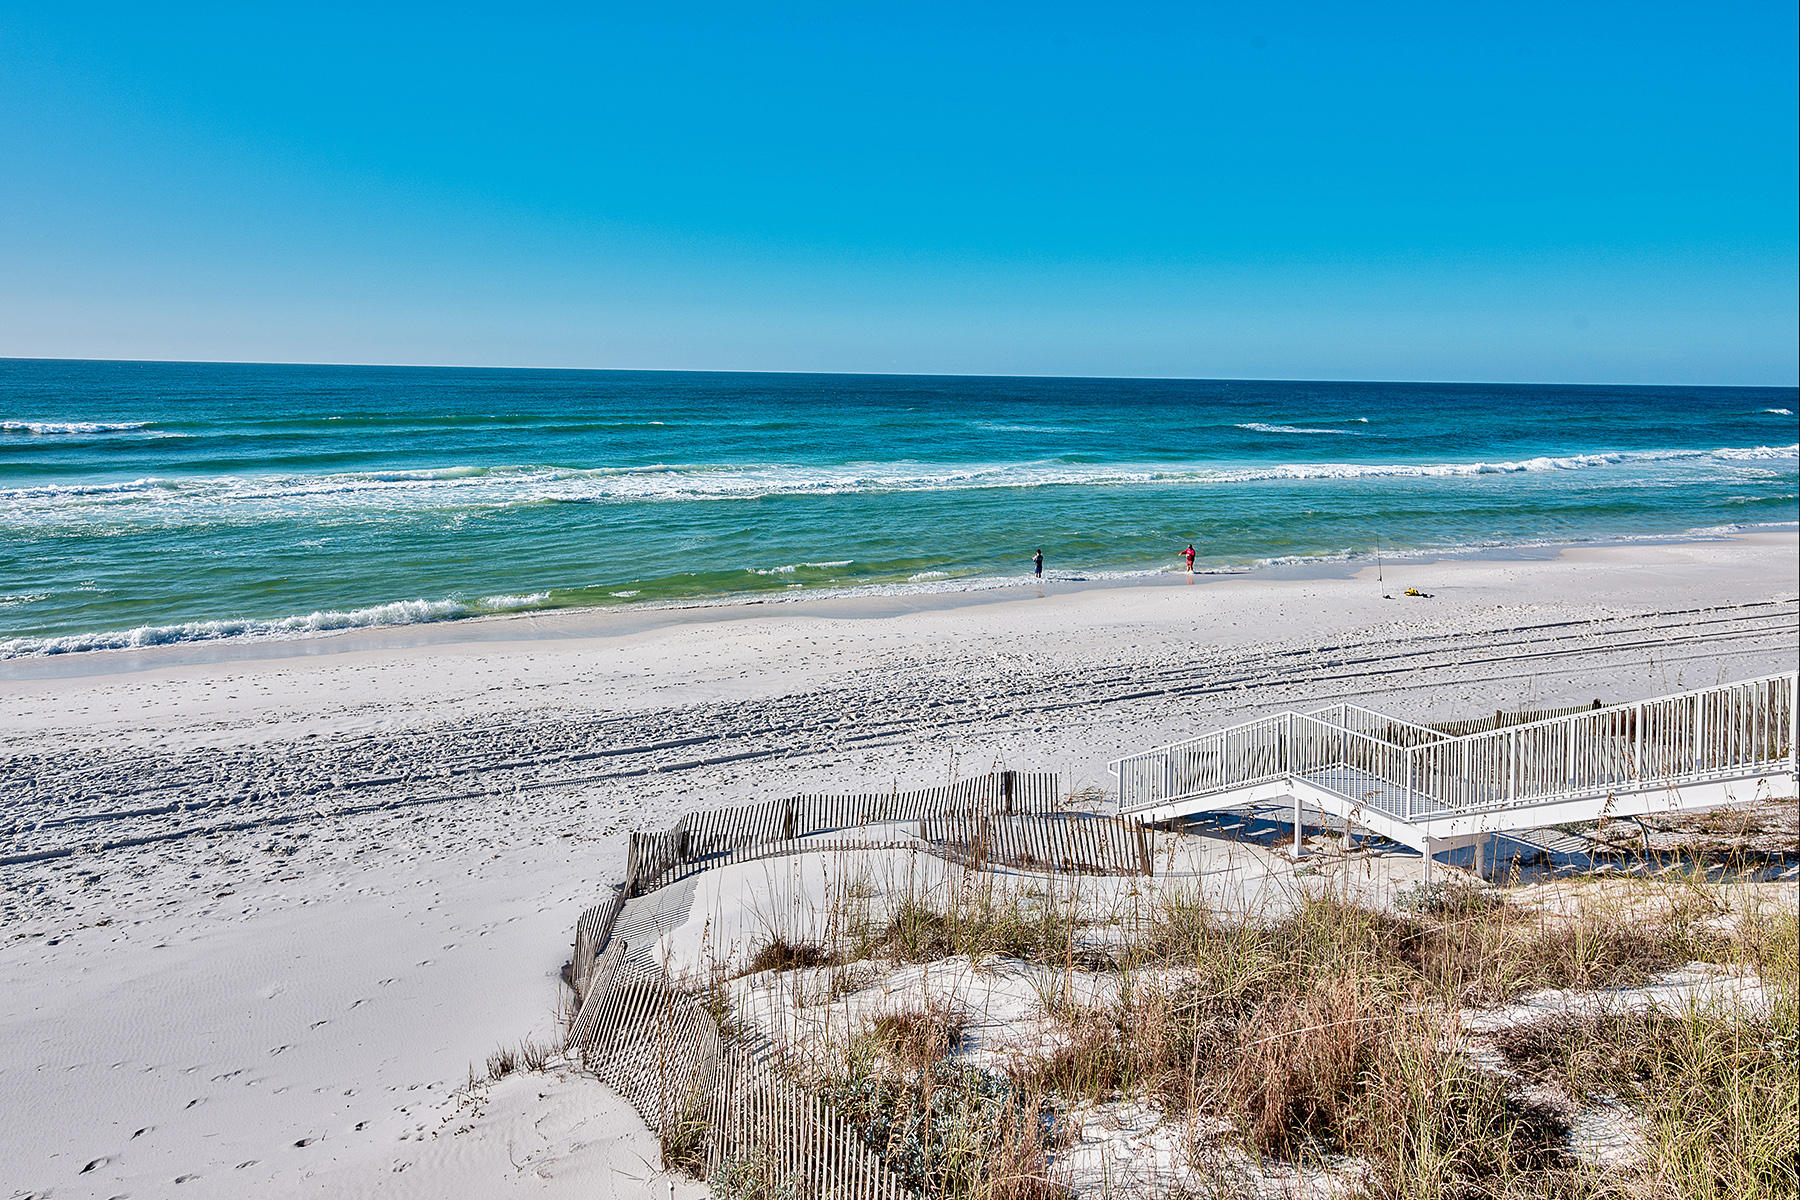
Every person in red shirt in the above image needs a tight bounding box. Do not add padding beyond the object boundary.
[1182,544,1196,572]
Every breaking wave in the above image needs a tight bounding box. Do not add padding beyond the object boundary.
[1235,422,1360,435]
[2,444,1790,520]
[0,592,551,658]
[3,419,150,435]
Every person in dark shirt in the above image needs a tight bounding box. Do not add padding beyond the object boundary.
[1032,548,1044,578]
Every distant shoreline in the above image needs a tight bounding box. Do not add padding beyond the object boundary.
[5,524,1793,681]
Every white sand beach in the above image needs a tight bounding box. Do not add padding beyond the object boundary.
[2,530,1796,1199]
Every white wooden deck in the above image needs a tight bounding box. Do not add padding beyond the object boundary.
[1111,673,1798,858]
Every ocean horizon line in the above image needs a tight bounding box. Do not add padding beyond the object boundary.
[3,354,1795,391]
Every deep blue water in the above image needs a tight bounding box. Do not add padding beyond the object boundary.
[1,359,1794,656]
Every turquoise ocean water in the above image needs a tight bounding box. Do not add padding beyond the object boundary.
[1,359,1794,657]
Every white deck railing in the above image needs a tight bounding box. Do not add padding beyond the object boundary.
[1113,672,1798,825]
[1307,702,1452,748]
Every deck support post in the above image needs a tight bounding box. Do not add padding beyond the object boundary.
[1472,833,1487,882]
[1292,788,1305,858]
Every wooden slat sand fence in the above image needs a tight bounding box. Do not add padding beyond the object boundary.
[570,886,627,1001]
[562,770,1159,1194]
[584,772,1066,1010]
[918,810,1153,875]
[568,937,917,1196]
[710,1042,914,1200]
[1426,699,1606,739]
[625,770,1062,896]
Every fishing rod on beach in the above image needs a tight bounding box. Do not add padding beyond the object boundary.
[1374,534,1432,599]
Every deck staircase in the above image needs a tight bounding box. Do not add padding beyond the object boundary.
[1110,672,1797,859]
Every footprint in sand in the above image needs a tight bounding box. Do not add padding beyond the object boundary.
[80,1156,108,1174]
[132,1127,152,1139]
[310,1019,328,1029]
[174,1174,199,1183]
[235,1160,258,1169]
[293,1136,319,1148]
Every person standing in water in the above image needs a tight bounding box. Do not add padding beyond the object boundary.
[1182,544,1196,572]
[1032,548,1044,578]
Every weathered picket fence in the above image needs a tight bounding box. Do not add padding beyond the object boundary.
[568,773,1166,1194]
[1424,698,1606,739]
[567,770,1144,1196]
[918,810,1152,875]
[623,771,1063,896]
[569,935,915,1197]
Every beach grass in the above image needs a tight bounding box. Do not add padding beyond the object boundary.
[728,844,1798,1199]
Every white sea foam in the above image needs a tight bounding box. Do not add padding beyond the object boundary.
[475,592,550,610]
[973,421,1077,434]
[748,560,854,576]
[1,476,177,500]
[1707,445,1797,461]
[1235,422,1358,436]
[1763,408,1795,415]
[2,419,150,435]
[1,444,1792,522]
[0,592,552,658]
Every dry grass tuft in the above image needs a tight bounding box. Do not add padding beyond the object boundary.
[744,936,832,975]
[1015,877,1790,1198]
[873,887,1080,967]
[696,824,1798,1198]
[821,1047,1060,1200]
[1491,999,1799,1200]
[481,1035,559,1083]
[865,1001,967,1075]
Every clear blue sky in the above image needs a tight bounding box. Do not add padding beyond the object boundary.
[2,2,1795,383]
